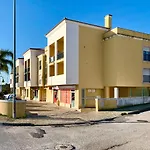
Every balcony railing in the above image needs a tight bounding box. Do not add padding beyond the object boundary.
[24,68,28,73]
[49,56,55,63]
[57,52,64,60]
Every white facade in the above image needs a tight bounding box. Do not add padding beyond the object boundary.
[23,49,44,87]
[10,58,24,88]
[10,73,13,88]
[16,59,24,87]
[46,20,79,86]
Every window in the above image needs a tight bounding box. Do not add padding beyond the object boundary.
[143,47,150,61]
[24,59,30,81]
[143,68,150,83]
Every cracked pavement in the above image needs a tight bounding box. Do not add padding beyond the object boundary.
[1,111,150,150]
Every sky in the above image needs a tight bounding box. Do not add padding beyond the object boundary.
[0,0,150,83]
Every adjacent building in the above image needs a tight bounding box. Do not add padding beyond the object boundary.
[10,14,150,110]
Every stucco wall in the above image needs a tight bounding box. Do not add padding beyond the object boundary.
[103,35,150,87]
[79,26,105,89]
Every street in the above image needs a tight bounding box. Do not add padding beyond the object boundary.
[0,111,150,150]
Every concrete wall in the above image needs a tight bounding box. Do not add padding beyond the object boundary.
[0,100,26,118]
[117,97,150,107]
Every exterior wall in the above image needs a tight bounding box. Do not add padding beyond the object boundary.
[38,54,45,86]
[0,100,26,118]
[31,50,44,86]
[66,22,79,84]
[47,21,66,86]
[103,35,150,87]
[24,87,32,100]
[47,21,79,86]
[16,59,24,87]
[10,74,13,88]
[23,49,44,87]
[79,26,105,89]
[46,88,53,103]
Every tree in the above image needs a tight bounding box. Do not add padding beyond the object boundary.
[0,49,13,73]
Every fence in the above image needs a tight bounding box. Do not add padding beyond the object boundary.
[95,96,150,111]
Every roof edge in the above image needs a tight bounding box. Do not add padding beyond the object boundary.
[45,17,109,36]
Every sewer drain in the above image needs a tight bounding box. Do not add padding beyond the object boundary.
[55,144,75,150]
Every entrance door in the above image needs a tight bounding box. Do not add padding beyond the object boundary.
[71,90,75,107]
[53,90,58,103]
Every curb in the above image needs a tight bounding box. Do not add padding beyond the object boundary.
[121,107,150,116]
[0,117,117,127]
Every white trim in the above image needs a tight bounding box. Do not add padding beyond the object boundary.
[46,20,66,38]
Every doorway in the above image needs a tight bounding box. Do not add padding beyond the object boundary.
[53,90,58,103]
[71,90,75,107]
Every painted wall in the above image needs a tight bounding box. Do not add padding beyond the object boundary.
[23,49,44,87]
[46,21,67,86]
[103,35,150,87]
[66,22,79,84]
[79,26,105,88]
[46,88,53,103]
[16,59,24,87]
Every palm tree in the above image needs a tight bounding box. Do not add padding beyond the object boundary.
[0,49,13,73]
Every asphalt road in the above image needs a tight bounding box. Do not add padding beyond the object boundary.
[1,112,150,150]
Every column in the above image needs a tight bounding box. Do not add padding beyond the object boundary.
[105,87,110,98]
[114,87,119,98]
[55,41,57,76]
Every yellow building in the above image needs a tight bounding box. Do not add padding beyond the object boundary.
[10,14,150,110]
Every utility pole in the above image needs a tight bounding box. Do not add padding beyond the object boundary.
[12,0,16,119]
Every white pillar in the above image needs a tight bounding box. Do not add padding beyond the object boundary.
[55,41,57,76]
[114,87,119,98]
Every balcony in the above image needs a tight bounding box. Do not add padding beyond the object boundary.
[49,56,55,63]
[57,52,64,60]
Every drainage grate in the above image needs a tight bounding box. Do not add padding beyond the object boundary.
[55,144,75,150]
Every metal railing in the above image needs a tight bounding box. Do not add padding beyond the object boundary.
[49,56,55,63]
[57,52,64,60]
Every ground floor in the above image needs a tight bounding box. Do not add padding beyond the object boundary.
[16,86,150,109]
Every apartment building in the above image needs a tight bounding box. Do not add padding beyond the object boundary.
[23,48,44,100]
[10,14,150,110]
[10,58,24,98]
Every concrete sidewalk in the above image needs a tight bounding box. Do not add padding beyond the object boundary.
[0,101,150,126]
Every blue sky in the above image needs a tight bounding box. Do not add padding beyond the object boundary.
[0,0,150,83]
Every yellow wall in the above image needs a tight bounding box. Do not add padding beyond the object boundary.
[46,88,53,103]
[103,35,150,87]
[57,62,64,75]
[79,26,105,89]
[57,37,64,53]
[0,100,26,118]
[119,87,129,97]
[49,43,55,57]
